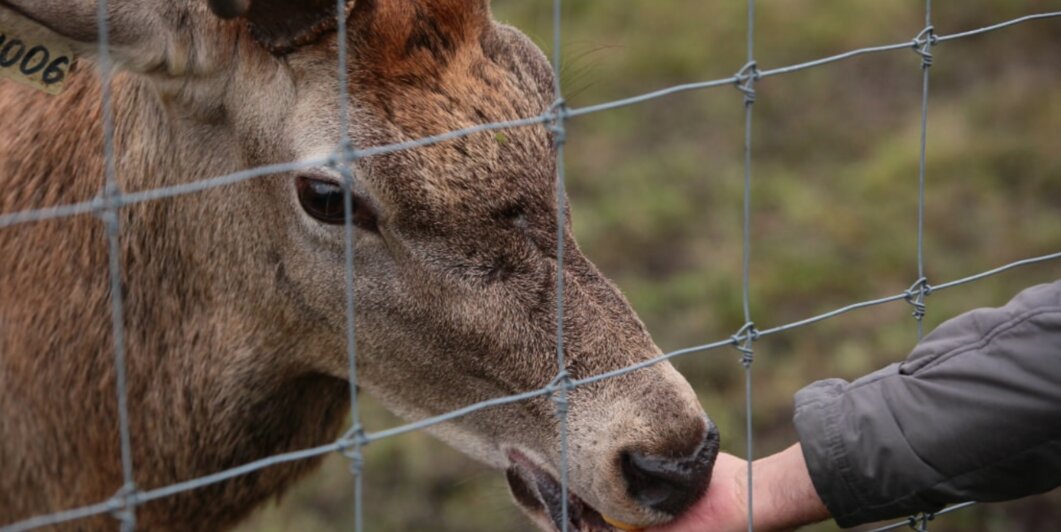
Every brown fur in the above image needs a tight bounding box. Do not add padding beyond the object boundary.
[0,1,713,530]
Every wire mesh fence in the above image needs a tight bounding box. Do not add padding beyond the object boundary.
[1,1,1060,531]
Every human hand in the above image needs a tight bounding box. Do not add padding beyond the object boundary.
[648,452,749,532]
[648,444,829,532]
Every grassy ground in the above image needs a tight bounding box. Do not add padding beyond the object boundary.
[239,1,1061,530]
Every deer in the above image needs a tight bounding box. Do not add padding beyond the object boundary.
[0,1,720,530]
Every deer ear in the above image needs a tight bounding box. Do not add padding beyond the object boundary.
[209,0,356,54]
[0,0,188,74]
[0,0,159,46]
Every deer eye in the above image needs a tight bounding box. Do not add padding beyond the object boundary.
[296,176,378,232]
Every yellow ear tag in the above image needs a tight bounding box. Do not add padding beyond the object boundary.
[602,514,642,531]
[0,14,75,95]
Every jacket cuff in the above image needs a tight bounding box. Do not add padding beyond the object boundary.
[793,377,866,528]
[793,364,945,527]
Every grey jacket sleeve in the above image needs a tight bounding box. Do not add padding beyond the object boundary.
[792,280,1061,528]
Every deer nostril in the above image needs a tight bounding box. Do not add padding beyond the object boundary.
[620,422,720,516]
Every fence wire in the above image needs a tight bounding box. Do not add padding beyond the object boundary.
[332,0,367,530]
[738,1,758,530]
[1,2,1059,531]
[550,1,573,530]
[95,0,137,530]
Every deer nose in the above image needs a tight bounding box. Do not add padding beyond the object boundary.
[619,421,720,516]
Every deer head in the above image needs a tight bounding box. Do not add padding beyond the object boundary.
[0,1,718,529]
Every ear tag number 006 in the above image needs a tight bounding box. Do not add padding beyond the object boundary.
[0,24,74,95]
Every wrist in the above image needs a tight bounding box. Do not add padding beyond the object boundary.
[750,444,831,530]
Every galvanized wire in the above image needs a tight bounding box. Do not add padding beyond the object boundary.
[897,2,941,527]
[1,5,1059,532]
[1,13,1059,228]
[737,0,758,530]
[911,0,935,341]
[0,11,1053,231]
[333,1,367,531]
[868,502,978,532]
[5,248,1056,532]
[551,1,573,530]
[95,0,137,530]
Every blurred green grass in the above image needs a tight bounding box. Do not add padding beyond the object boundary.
[239,1,1061,530]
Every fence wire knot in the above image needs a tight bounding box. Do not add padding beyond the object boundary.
[330,139,359,168]
[906,511,936,532]
[549,370,572,417]
[94,189,125,216]
[904,277,932,322]
[912,26,937,68]
[731,321,759,368]
[338,424,368,474]
[734,61,760,104]
[107,483,137,529]
[102,180,124,202]
[548,98,569,145]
